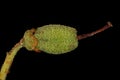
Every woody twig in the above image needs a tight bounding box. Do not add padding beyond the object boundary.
[77,21,113,40]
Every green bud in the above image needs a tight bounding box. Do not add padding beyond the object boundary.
[34,24,78,54]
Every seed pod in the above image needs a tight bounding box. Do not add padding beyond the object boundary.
[34,24,78,54]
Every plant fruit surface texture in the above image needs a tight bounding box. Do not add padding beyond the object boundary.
[34,24,78,54]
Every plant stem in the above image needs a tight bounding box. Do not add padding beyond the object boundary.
[77,21,113,40]
[0,39,23,80]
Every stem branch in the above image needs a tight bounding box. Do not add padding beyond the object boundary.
[0,39,23,80]
[77,21,113,40]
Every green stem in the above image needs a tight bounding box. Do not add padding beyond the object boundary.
[0,39,23,80]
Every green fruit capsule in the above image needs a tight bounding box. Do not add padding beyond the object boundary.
[34,24,78,54]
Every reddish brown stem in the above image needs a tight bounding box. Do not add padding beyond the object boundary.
[77,21,113,40]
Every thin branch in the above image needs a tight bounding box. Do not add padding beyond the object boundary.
[77,21,113,40]
[0,39,23,80]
